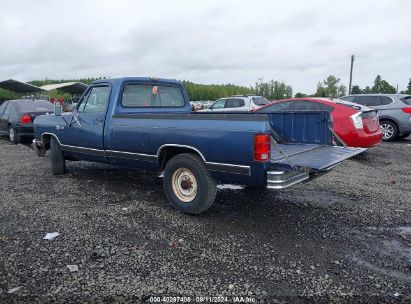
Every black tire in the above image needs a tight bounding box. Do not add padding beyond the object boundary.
[8,126,19,144]
[163,153,216,214]
[50,137,66,175]
[380,121,398,141]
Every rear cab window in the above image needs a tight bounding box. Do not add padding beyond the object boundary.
[121,84,185,108]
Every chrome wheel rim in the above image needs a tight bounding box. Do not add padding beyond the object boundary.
[171,168,197,203]
[9,128,15,142]
[380,123,394,140]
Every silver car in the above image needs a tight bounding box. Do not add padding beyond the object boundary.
[207,95,269,112]
[340,94,411,140]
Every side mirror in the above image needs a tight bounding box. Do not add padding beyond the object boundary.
[54,102,62,116]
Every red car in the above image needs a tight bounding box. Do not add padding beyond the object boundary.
[255,98,383,148]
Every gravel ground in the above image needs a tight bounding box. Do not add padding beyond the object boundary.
[0,136,410,303]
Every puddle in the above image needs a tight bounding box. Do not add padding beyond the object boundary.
[351,226,411,282]
[352,255,411,283]
[398,226,411,237]
[382,239,411,263]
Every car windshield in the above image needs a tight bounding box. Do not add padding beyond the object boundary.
[252,97,269,105]
[16,100,54,112]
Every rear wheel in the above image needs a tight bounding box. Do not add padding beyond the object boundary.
[50,137,66,175]
[163,153,216,214]
[8,126,19,144]
[380,121,398,141]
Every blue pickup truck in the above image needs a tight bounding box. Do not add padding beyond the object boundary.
[33,77,365,214]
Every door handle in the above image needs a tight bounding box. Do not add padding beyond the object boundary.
[95,118,104,126]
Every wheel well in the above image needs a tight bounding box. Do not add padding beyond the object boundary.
[42,134,52,150]
[379,118,398,129]
[158,146,205,170]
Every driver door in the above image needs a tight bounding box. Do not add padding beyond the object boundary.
[60,85,110,161]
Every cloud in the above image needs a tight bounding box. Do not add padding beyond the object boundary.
[0,0,410,93]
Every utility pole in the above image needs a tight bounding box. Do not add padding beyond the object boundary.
[348,55,355,94]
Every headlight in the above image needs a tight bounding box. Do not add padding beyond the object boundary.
[350,112,363,129]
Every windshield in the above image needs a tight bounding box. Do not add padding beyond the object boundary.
[252,97,269,106]
[16,100,54,112]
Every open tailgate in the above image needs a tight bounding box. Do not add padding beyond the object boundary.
[267,111,366,172]
[271,143,366,171]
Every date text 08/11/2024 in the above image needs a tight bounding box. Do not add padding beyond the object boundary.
[149,296,256,303]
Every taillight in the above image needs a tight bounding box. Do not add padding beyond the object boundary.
[401,107,411,114]
[21,114,31,124]
[254,134,270,161]
[350,112,363,129]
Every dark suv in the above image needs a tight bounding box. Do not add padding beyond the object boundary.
[340,94,411,140]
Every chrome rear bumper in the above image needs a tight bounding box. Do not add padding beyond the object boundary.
[267,170,309,190]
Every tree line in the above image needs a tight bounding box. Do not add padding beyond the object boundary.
[1,75,410,103]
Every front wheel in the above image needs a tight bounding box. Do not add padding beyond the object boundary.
[380,121,398,141]
[50,137,66,175]
[163,153,216,214]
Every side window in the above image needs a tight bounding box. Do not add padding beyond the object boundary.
[293,101,318,110]
[210,99,226,109]
[400,96,411,105]
[225,98,245,108]
[121,84,185,108]
[78,86,110,113]
[354,96,380,106]
[4,103,12,115]
[340,96,355,102]
[258,101,291,112]
[380,96,393,105]
[0,102,7,114]
[9,104,16,115]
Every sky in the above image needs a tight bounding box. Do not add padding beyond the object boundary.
[0,0,410,94]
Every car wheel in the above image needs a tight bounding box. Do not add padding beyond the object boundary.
[163,153,216,214]
[8,126,19,144]
[380,121,398,141]
[50,136,66,175]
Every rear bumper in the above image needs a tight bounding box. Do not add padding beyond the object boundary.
[15,126,34,137]
[342,129,383,148]
[267,170,309,189]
